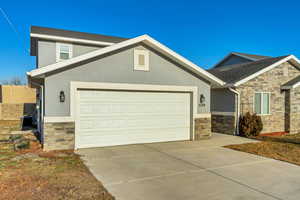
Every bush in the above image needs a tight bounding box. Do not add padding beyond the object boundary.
[239,112,263,137]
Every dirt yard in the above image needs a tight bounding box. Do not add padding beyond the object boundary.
[0,141,115,200]
[225,134,300,166]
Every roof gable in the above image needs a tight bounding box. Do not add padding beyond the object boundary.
[28,35,225,86]
[30,26,129,56]
[212,52,270,68]
[208,55,300,86]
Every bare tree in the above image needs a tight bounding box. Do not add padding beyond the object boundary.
[1,76,25,85]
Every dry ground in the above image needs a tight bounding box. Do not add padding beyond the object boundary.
[0,141,115,200]
[225,134,300,166]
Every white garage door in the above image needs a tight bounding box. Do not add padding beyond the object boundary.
[76,90,191,148]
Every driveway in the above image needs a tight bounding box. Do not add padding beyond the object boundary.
[78,133,300,200]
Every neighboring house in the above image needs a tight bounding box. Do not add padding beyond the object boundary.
[27,26,224,150]
[208,52,300,135]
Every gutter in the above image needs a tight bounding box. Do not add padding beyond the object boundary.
[228,87,240,135]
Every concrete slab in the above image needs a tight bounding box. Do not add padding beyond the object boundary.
[212,160,300,200]
[77,133,300,200]
[107,171,276,200]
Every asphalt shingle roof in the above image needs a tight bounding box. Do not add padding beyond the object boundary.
[208,55,290,84]
[282,75,300,88]
[232,52,270,60]
[31,26,129,43]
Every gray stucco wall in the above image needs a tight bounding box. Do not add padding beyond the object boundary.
[215,55,251,68]
[37,40,102,67]
[211,88,235,112]
[44,45,211,116]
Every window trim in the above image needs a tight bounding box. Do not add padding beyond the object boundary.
[134,49,149,71]
[253,92,271,115]
[56,42,73,62]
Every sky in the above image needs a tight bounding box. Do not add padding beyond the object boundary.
[1,0,300,82]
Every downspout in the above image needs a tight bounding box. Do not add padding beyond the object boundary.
[228,87,240,135]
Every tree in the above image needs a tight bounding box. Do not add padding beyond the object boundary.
[1,76,25,85]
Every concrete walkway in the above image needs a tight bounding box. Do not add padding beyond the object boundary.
[77,133,300,200]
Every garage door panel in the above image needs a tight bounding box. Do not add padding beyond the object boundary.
[79,102,189,115]
[77,127,190,148]
[79,115,190,131]
[77,90,191,148]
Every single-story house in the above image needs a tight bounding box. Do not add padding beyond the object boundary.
[208,52,300,135]
[27,26,224,150]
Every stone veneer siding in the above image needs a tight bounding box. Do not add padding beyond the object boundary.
[194,117,211,139]
[43,122,75,151]
[212,114,236,135]
[237,62,300,134]
[287,87,300,134]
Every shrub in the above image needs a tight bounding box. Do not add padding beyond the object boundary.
[239,112,263,137]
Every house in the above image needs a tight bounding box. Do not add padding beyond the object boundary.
[208,52,300,135]
[27,26,224,150]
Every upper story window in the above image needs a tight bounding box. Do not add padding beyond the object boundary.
[134,49,149,71]
[56,43,73,62]
[254,92,270,115]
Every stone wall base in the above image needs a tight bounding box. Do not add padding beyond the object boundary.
[43,122,75,151]
[43,118,213,150]
[194,117,211,140]
[212,114,236,135]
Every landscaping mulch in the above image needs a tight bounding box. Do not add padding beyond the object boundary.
[225,133,300,167]
[0,140,115,200]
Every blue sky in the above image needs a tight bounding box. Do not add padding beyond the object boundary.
[1,0,300,82]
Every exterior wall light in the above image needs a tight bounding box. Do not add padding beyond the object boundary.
[59,91,65,103]
[199,94,205,107]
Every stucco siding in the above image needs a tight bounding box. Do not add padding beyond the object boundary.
[44,45,211,117]
[37,40,102,67]
[211,88,235,112]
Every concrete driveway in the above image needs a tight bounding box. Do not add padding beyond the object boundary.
[77,133,300,200]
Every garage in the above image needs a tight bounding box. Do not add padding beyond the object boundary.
[76,89,191,148]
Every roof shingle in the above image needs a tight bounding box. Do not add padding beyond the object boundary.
[208,56,290,84]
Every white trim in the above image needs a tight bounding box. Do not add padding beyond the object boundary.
[228,88,240,135]
[28,34,225,86]
[234,55,300,86]
[281,81,300,90]
[293,82,300,89]
[56,42,73,62]
[70,81,199,148]
[231,52,261,61]
[30,33,114,46]
[134,49,149,71]
[44,116,74,123]
[211,111,235,116]
[195,113,211,118]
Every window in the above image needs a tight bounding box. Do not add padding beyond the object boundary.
[254,92,270,115]
[134,49,149,71]
[56,43,73,62]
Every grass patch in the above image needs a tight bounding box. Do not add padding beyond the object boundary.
[225,134,300,166]
[0,142,115,200]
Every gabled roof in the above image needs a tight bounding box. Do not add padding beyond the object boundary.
[281,75,300,89]
[208,55,300,86]
[30,26,129,56]
[231,52,270,61]
[212,52,270,68]
[27,34,225,86]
